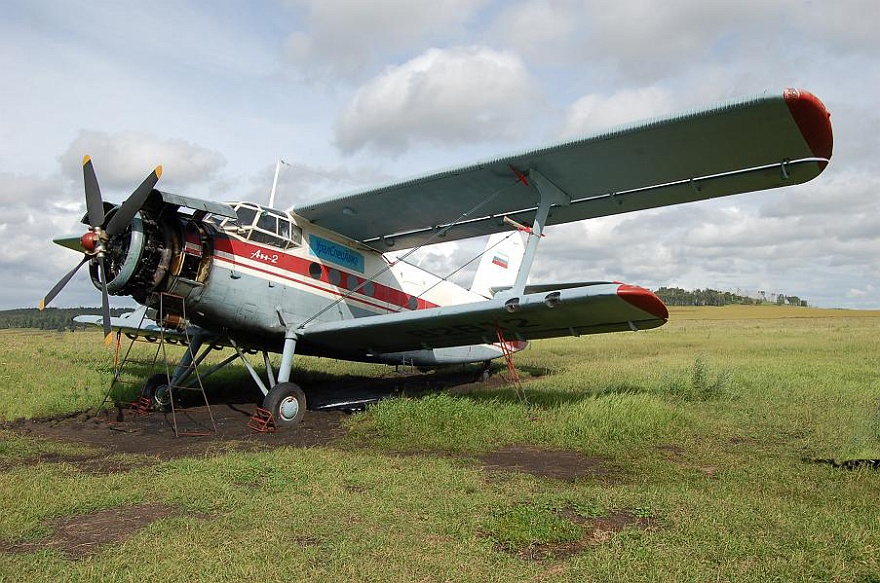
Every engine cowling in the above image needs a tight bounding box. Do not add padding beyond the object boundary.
[88,209,181,305]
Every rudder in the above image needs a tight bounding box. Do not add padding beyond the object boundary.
[470,231,526,298]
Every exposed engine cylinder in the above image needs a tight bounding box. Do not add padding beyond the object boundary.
[89,210,180,304]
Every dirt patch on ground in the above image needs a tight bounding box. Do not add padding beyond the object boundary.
[2,405,350,467]
[0,503,210,559]
[0,451,154,475]
[2,416,631,487]
[479,445,623,483]
[655,444,718,478]
[0,367,499,468]
[515,507,659,561]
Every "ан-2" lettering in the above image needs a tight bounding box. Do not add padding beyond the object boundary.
[250,249,279,264]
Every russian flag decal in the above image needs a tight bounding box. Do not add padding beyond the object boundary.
[492,253,509,269]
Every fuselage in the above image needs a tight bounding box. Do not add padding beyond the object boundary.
[95,200,519,365]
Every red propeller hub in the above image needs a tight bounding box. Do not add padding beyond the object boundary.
[81,231,99,253]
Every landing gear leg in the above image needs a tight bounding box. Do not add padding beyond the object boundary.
[262,329,307,428]
[277,328,298,384]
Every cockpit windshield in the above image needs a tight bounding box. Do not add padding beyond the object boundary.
[218,202,302,249]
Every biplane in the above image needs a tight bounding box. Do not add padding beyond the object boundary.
[42,88,833,426]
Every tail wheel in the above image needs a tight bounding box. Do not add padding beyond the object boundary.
[263,382,307,427]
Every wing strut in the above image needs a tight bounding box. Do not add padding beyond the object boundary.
[507,168,571,296]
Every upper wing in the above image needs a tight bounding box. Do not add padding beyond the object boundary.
[298,282,667,356]
[294,89,832,251]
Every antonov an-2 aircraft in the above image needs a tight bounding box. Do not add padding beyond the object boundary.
[42,88,833,427]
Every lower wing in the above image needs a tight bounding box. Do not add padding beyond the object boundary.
[74,306,201,344]
[298,282,667,356]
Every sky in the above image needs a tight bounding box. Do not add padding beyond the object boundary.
[1,0,878,310]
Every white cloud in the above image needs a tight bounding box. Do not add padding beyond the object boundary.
[0,172,94,309]
[334,46,542,154]
[574,1,802,85]
[561,86,676,137]
[486,1,578,64]
[792,0,880,55]
[283,0,487,80]
[58,131,227,195]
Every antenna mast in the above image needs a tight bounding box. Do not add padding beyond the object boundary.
[268,159,290,208]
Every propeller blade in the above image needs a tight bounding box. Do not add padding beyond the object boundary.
[83,155,105,229]
[97,255,113,342]
[105,166,162,237]
[40,256,89,310]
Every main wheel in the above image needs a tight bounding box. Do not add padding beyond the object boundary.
[262,382,307,428]
[142,373,172,410]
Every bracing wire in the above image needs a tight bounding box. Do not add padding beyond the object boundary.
[297,177,522,329]
[415,230,518,299]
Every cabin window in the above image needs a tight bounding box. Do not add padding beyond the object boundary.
[309,262,323,279]
[283,220,303,246]
[279,219,291,240]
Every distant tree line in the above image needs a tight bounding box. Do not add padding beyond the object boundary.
[0,307,129,331]
[654,287,808,307]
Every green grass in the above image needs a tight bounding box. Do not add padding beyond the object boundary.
[2,307,880,581]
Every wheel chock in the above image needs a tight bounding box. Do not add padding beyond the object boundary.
[129,396,153,415]
[248,407,277,433]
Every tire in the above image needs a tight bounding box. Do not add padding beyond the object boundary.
[262,382,307,428]
[142,373,172,411]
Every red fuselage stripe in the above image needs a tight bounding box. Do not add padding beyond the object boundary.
[212,235,439,313]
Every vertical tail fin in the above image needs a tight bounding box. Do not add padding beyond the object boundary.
[470,231,527,298]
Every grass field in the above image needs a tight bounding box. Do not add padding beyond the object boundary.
[1,305,879,581]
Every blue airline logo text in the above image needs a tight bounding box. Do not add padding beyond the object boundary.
[309,235,365,273]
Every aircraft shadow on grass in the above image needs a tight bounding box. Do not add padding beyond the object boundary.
[108,361,651,414]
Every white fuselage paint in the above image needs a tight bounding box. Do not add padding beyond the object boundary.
[188,208,517,366]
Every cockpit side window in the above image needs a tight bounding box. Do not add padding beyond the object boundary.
[235,206,257,227]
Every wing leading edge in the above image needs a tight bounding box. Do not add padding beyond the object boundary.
[74,307,200,344]
[295,89,832,251]
[297,282,668,357]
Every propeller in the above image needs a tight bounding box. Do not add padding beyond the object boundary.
[40,156,162,343]
[39,256,89,311]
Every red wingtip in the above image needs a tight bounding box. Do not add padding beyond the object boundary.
[617,284,669,321]
[783,88,833,168]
